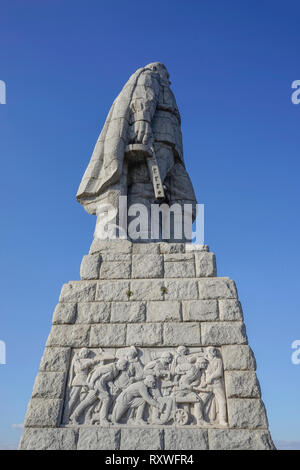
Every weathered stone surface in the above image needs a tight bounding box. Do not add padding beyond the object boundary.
[96,280,130,301]
[164,428,208,450]
[80,254,101,280]
[185,244,209,252]
[100,253,131,262]
[182,300,218,321]
[76,302,110,323]
[100,260,131,279]
[32,372,66,399]
[147,301,181,322]
[132,254,163,278]
[201,322,247,345]
[127,323,162,346]
[164,253,194,262]
[132,243,160,254]
[208,429,275,450]
[164,279,198,300]
[77,428,120,450]
[219,299,243,321]
[195,252,216,277]
[40,347,71,372]
[24,398,62,427]
[59,282,96,303]
[222,345,256,370]
[227,399,268,429]
[52,303,77,324]
[163,322,200,346]
[130,280,164,300]
[164,254,195,278]
[198,278,237,299]
[120,428,163,450]
[111,301,146,322]
[46,325,90,347]
[225,371,261,398]
[89,239,132,255]
[160,242,184,254]
[90,324,126,347]
[19,427,78,450]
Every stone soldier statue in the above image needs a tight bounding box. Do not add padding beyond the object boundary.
[76,62,197,241]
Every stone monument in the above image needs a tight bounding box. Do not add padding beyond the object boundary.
[19,63,275,450]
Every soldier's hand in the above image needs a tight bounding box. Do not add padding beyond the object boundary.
[130,120,153,145]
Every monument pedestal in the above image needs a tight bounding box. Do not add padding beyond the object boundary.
[19,241,274,450]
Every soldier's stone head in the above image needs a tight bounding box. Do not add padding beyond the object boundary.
[160,351,173,365]
[144,375,156,389]
[127,346,138,362]
[207,347,219,359]
[78,348,90,359]
[145,62,170,85]
[176,346,189,356]
[197,357,209,369]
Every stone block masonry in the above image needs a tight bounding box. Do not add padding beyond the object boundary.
[19,242,274,450]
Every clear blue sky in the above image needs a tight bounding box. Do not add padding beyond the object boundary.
[0,0,300,449]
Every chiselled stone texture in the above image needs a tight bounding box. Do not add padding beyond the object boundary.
[80,254,101,280]
[120,428,163,450]
[195,252,217,277]
[219,299,243,321]
[208,429,275,450]
[182,300,218,321]
[222,345,256,371]
[147,301,181,322]
[59,282,96,303]
[19,428,78,450]
[32,372,66,399]
[225,371,261,398]
[52,303,77,324]
[39,347,71,373]
[126,323,162,346]
[164,254,195,278]
[24,398,63,427]
[100,260,131,279]
[111,301,146,323]
[77,428,120,450]
[163,322,200,346]
[201,322,247,345]
[164,428,209,450]
[89,239,132,255]
[96,280,130,301]
[46,325,90,348]
[90,324,126,347]
[198,278,237,299]
[77,302,110,323]
[132,254,163,278]
[227,399,268,429]
[20,242,274,450]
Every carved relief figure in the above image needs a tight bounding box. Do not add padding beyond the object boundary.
[70,358,128,425]
[67,348,103,418]
[202,347,228,426]
[112,375,162,425]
